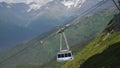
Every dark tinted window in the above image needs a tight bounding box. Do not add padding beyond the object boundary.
[61,54,64,57]
[65,53,68,57]
[58,54,61,58]
[68,53,71,57]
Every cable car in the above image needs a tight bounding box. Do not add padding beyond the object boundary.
[57,27,74,62]
[57,50,74,62]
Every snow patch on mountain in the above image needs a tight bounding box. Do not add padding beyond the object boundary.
[27,3,41,12]
[27,0,53,12]
[61,0,86,8]
[0,0,53,12]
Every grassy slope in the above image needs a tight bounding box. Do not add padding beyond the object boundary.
[62,19,120,68]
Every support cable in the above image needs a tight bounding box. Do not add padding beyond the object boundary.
[60,33,63,51]
[112,0,120,11]
[62,32,70,50]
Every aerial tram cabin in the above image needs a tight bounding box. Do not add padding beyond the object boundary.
[57,50,74,62]
[57,26,74,62]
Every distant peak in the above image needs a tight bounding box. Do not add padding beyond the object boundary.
[27,0,53,12]
[60,0,86,8]
[27,2,41,12]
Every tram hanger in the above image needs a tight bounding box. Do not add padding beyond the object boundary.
[57,26,74,62]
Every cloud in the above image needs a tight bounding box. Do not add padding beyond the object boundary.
[0,0,12,3]
[0,0,53,4]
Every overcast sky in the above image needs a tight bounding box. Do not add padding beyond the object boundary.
[0,0,53,4]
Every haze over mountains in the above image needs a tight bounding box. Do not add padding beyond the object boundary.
[0,0,102,48]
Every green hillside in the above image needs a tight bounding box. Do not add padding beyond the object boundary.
[0,2,119,68]
[62,16,120,68]
[40,6,119,68]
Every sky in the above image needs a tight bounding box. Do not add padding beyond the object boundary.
[0,0,53,4]
[0,0,104,4]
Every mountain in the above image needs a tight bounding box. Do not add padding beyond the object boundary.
[62,13,120,68]
[0,0,104,48]
[0,0,118,68]
[0,1,74,48]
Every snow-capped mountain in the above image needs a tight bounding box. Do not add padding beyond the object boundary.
[0,0,88,26]
[27,0,86,12]
[27,0,54,12]
[0,0,86,13]
[60,0,86,8]
[0,0,104,48]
